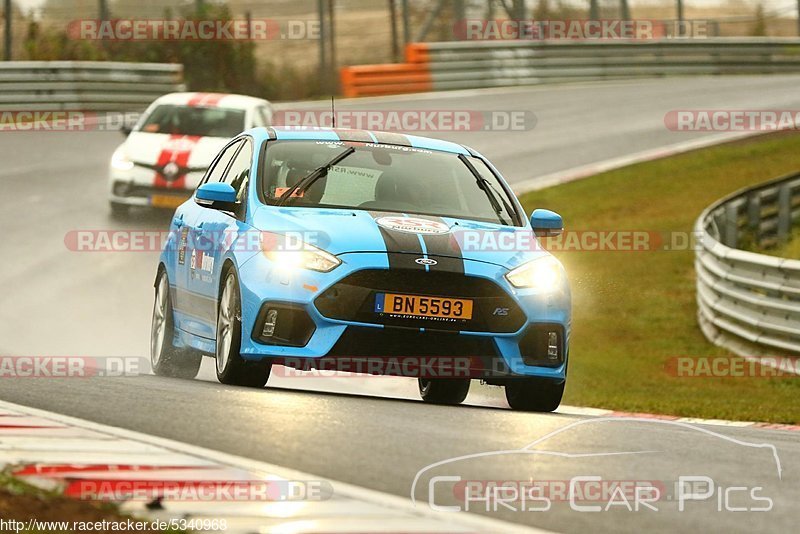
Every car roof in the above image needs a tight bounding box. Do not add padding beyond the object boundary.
[151,92,270,109]
[245,126,471,156]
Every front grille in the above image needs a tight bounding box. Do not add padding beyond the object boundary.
[314,269,525,332]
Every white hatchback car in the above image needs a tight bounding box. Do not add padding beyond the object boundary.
[108,92,273,216]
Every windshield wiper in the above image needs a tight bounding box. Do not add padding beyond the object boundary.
[458,154,512,226]
[276,147,355,206]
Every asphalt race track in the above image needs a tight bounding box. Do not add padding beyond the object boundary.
[1,76,800,533]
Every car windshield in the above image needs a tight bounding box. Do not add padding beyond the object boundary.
[260,140,520,225]
[137,104,245,138]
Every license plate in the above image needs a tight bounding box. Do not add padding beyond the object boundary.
[151,195,186,208]
[375,293,473,320]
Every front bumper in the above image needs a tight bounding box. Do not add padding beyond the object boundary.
[236,252,570,380]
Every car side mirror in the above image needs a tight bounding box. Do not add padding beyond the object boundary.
[120,125,132,136]
[531,209,563,237]
[196,182,237,211]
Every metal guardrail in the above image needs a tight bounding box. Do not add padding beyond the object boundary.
[0,61,186,111]
[695,172,800,357]
[342,38,800,97]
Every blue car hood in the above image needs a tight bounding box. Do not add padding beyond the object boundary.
[251,206,548,269]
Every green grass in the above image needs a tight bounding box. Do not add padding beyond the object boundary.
[519,132,800,424]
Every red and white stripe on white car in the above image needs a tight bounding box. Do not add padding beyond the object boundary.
[108,92,273,211]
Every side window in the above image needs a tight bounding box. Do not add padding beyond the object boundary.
[223,139,253,204]
[202,140,242,185]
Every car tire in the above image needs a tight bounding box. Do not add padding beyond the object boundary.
[418,378,470,405]
[150,270,202,379]
[110,202,130,219]
[215,270,271,388]
[505,378,564,412]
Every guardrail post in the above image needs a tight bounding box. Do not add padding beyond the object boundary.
[747,193,761,246]
[401,0,410,45]
[589,0,599,20]
[723,202,739,247]
[620,0,631,21]
[777,183,791,242]
[3,0,10,61]
[516,0,526,20]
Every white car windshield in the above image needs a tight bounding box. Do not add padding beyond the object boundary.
[138,104,245,138]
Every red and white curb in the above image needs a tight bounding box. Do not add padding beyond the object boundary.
[0,399,543,534]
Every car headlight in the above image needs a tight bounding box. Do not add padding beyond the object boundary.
[261,233,341,273]
[505,256,565,291]
[111,149,134,171]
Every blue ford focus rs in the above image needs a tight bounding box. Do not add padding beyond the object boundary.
[151,127,570,411]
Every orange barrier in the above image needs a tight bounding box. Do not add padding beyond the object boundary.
[340,44,431,98]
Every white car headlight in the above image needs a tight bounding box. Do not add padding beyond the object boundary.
[111,149,134,171]
[261,233,341,273]
[505,256,565,291]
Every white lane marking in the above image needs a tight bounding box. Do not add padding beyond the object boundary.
[674,418,754,428]
[0,437,167,453]
[0,450,213,466]
[0,399,549,534]
[555,405,613,417]
[560,406,786,430]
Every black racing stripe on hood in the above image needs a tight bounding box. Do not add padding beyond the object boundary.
[335,129,375,143]
[369,210,425,270]
[420,217,465,274]
[372,131,412,147]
